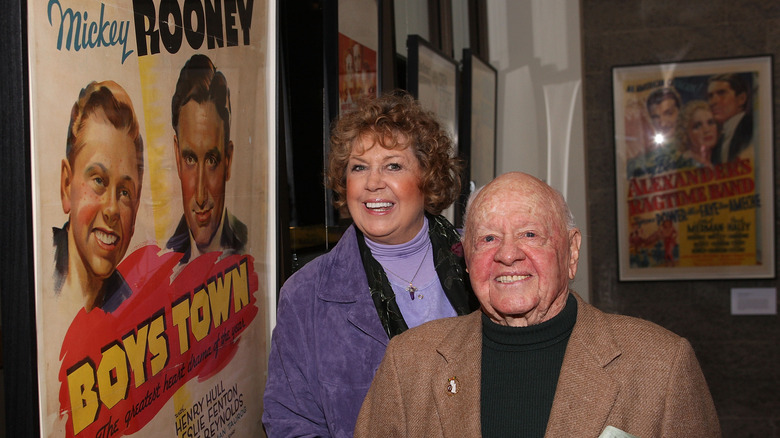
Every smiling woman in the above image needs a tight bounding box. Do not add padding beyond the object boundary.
[263,90,479,438]
[345,138,426,245]
[54,80,144,313]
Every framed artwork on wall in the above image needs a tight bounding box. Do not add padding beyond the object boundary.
[9,1,278,436]
[318,0,382,258]
[612,56,774,281]
[459,48,497,198]
[406,34,459,222]
[329,0,381,118]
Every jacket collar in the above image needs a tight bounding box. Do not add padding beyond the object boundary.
[545,292,621,437]
[315,225,389,346]
[429,293,623,437]
[316,225,364,303]
[432,311,484,437]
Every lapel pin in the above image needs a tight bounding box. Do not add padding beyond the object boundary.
[446,377,458,395]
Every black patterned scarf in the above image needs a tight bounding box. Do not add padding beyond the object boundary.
[356,213,479,339]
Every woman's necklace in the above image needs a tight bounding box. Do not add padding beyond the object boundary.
[381,244,431,300]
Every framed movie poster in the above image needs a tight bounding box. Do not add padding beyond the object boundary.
[613,56,774,281]
[27,1,275,436]
[460,48,497,194]
[335,0,379,116]
[407,34,458,222]
[407,35,458,142]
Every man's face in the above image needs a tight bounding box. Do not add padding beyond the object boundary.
[464,173,581,327]
[174,100,233,251]
[707,80,746,123]
[648,97,679,138]
[61,114,141,280]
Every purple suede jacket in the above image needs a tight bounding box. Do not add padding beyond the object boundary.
[262,225,395,438]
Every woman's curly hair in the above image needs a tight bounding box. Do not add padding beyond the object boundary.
[327,90,463,216]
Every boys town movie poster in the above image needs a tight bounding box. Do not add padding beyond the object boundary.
[613,57,774,281]
[29,1,271,436]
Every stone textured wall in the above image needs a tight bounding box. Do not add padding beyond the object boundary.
[581,1,779,436]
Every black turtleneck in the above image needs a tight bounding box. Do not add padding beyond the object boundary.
[480,294,577,438]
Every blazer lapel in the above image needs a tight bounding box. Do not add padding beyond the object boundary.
[545,296,621,437]
[432,312,483,438]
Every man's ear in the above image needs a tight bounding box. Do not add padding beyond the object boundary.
[567,228,582,280]
[224,140,234,181]
[61,159,72,214]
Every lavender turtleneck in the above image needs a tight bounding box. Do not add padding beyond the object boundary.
[364,217,456,329]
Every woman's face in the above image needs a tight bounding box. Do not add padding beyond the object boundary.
[346,136,426,245]
[688,108,719,150]
[61,115,141,282]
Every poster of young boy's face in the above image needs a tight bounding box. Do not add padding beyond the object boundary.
[62,111,141,282]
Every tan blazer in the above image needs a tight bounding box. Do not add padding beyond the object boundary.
[355,293,720,437]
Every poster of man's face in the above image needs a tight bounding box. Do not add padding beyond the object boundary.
[174,99,233,249]
[168,54,246,261]
[707,79,747,124]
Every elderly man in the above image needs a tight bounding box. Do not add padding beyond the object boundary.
[355,172,720,437]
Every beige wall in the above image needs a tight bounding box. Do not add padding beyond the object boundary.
[487,0,590,300]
